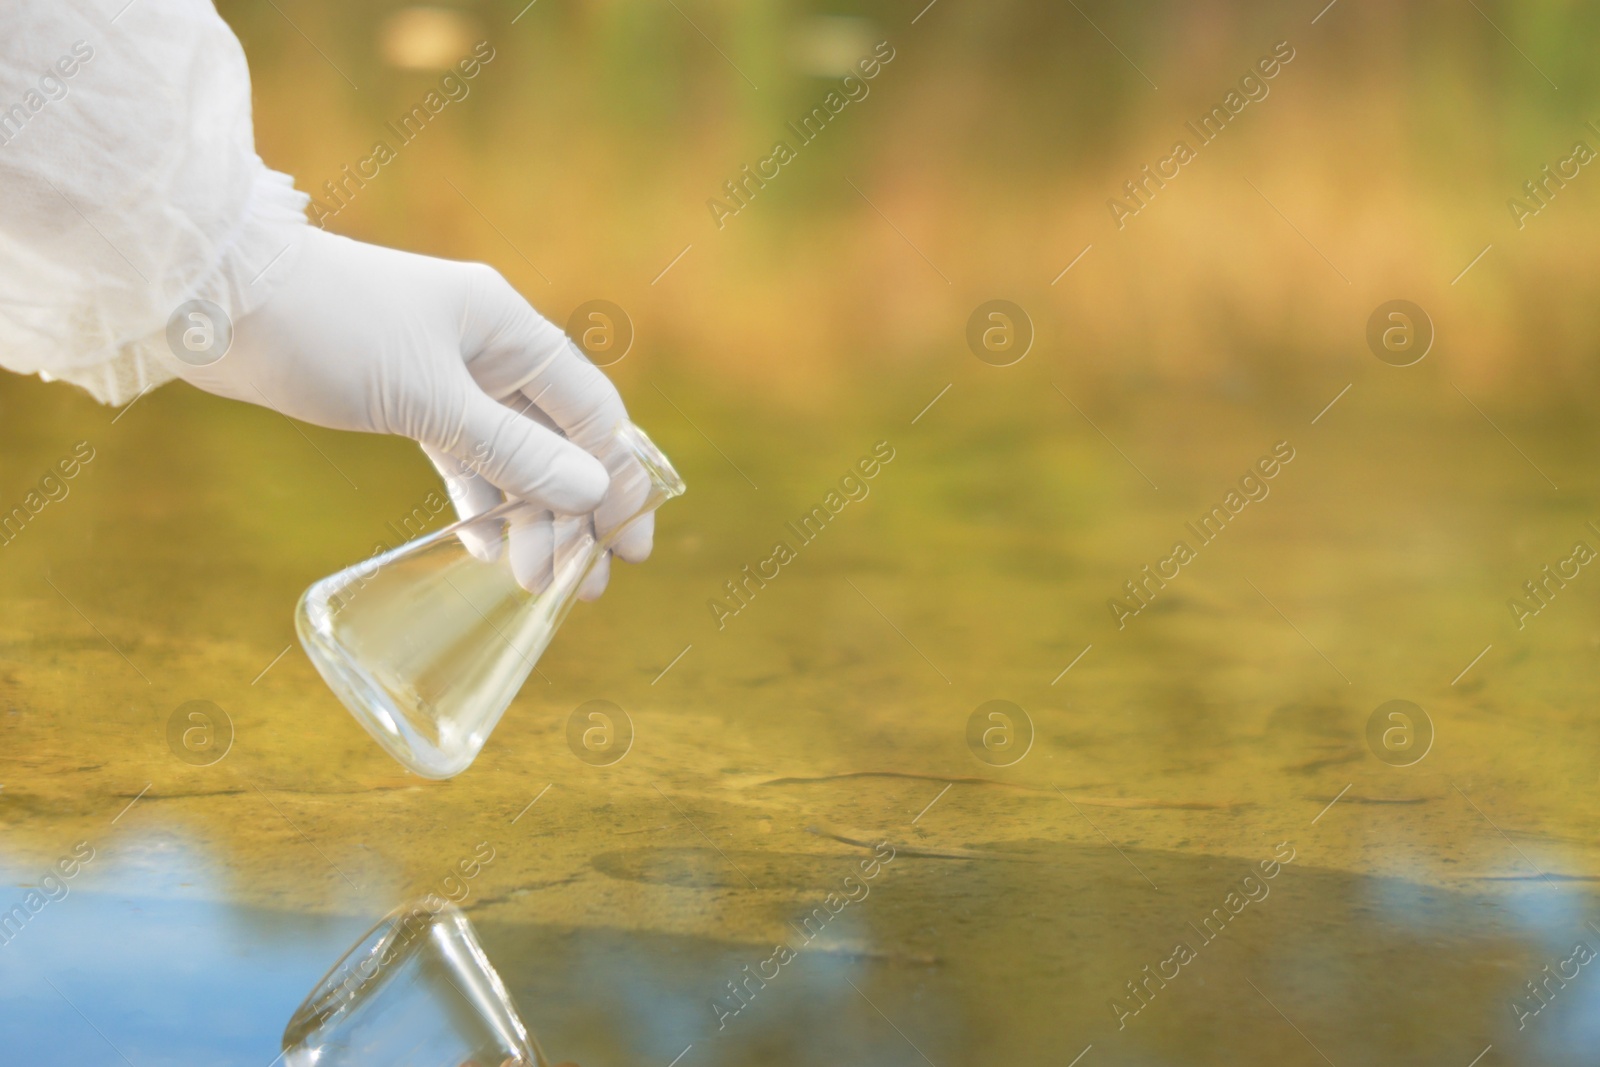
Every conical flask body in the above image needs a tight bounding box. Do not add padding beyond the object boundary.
[296,423,684,778]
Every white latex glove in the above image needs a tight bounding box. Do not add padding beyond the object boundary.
[172,228,653,599]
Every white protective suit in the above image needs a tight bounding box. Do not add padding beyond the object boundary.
[0,0,650,594]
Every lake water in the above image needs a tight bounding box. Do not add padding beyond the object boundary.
[4,367,1599,1065]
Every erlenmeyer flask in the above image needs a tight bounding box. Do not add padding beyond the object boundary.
[280,898,548,1066]
[296,422,685,779]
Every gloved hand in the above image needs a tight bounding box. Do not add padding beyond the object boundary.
[172,227,652,599]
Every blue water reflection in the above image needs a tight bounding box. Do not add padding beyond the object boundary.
[0,833,367,1067]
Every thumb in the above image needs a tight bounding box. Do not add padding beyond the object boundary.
[433,385,610,515]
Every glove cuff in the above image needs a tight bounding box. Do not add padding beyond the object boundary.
[209,161,314,324]
[37,162,312,407]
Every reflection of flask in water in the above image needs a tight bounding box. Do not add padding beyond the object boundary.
[296,422,685,779]
[281,899,552,1066]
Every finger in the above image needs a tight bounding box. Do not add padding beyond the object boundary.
[590,445,653,558]
[429,385,609,515]
[501,389,561,436]
[515,339,629,455]
[421,443,504,523]
[513,378,654,562]
[611,510,653,565]
[457,266,629,453]
[508,514,556,596]
[420,443,505,562]
[491,391,630,587]
[550,515,600,599]
[506,368,653,564]
[452,270,650,558]
[487,368,649,563]
[452,267,654,544]
[577,549,611,602]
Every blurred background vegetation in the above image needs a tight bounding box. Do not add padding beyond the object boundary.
[226,0,1600,410]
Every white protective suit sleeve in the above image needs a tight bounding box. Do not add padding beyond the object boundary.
[0,0,309,407]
